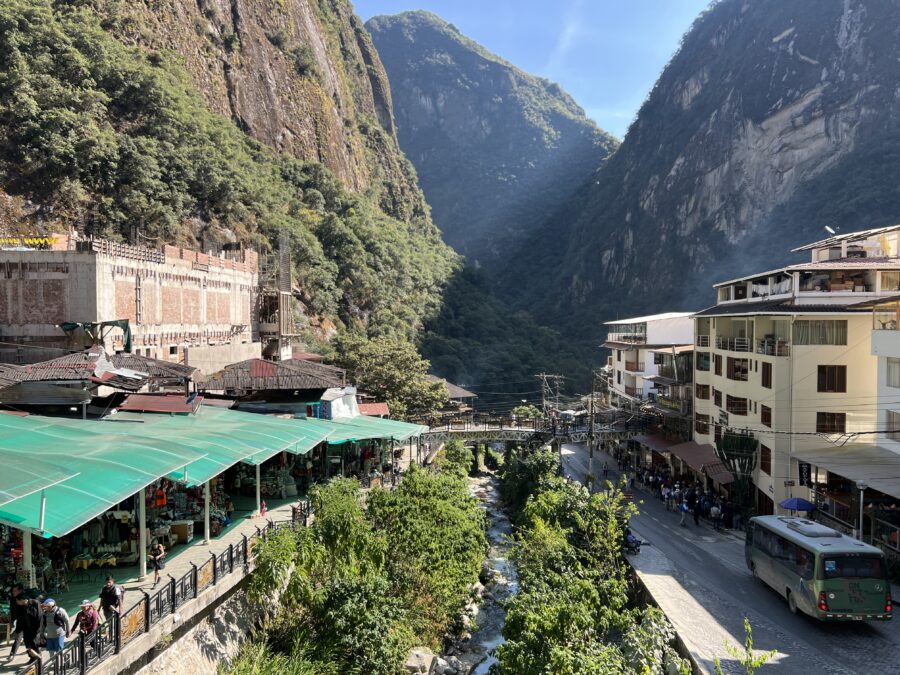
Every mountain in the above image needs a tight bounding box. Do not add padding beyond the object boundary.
[365,10,618,262]
[0,0,456,342]
[509,0,900,339]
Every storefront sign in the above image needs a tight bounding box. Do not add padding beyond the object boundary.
[798,461,812,487]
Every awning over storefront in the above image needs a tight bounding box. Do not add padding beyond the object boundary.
[104,407,331,485]
[0,414,206,537]
[633,434,676,455]
[702,460,735,485]
[793,444,900,500]
[305,415,428,444]
[668,441,718,470]
[0,456,80,507]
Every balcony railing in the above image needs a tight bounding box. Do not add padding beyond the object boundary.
[658,395,692,415]
[608,332,646,344]
[715,336,751,352]
[696,335,710,347]
[756,338,790,356]
[624,385,643,399]
[625,361,644,372]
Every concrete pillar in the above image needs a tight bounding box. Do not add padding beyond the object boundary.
[21,529,34,587]
[204,480,211,544]
[255,464,261,516]
[138,490,147,581]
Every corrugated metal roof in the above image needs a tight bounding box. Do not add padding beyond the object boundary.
[0,382,91,406]
[199,358,345,392]
[791,224,900,252]
[358,402,390,416]
[692,300,867,317]
[118,393,203,414]
[109,353,196,380]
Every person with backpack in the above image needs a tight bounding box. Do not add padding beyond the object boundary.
[98,576,124,622]
[15,595,43,662]
[6,583,25,661]
[39,599,69,655]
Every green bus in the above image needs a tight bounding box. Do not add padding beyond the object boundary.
[746,515,892,621]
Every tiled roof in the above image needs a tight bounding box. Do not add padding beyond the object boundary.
[358,402,390,416]
[199,358,345,392]
[109,353,196,380]
[0,364,25,388]
[17,348,167,392]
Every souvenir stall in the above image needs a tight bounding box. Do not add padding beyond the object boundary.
[225,453,297,502]
[143,476,234,549]
[68,503,140,574]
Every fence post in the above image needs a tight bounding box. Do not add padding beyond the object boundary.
[192,563,199,599]
[142,591,151,633]
[228,543,234,573]
[113,610,121,655]
[242,534,249,564]
[212,553,218,585]
[79,631,86,675]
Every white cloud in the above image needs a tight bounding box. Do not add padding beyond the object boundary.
[544,0,586,74]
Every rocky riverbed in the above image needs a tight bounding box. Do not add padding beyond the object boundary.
[431,472,518,675]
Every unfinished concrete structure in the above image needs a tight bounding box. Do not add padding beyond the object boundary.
[0,234,261,373]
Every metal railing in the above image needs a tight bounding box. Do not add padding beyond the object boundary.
[657,396,691,415]
[607,332,646,344]
[714,336,751,352]
[624,385,643,399]
[19,516,294,675]
[696,335,710,347]
[624,361,644,373]
[756,338,790,356]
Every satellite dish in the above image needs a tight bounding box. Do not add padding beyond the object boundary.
[825,226,836,235]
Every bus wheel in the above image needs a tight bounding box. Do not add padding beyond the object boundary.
[787,590,798,615]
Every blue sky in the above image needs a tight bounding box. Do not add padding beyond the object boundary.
[355,0,711,138]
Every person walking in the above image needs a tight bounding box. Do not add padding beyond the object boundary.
[98,576,124,622]
[72,600,100,637]
[15,595,42,663]
[692,499,701,526]
[679,499,689,527]
[6,583,25,661]
[602,462,609,479]
[39,599,69,657]
[710,502,722,531]
[148,539,166,587]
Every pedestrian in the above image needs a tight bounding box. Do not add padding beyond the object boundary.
[602,462,609,478]
[692,499,701,526]
[679,500,689,527]
[148,538,166,587]
[732,507,743,531]
[98,576,124,622]
[710,502,722,531]
[39,599,69,656]
[72,600,100,637]
[6,583,25,661]
[15,595,42,662]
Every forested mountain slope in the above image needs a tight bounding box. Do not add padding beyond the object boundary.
[366,10,618,262]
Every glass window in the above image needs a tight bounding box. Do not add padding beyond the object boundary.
[821,555,886,580]
[816,412,846,433]
[882,271,900,292]
[887,358,900,388]
[817,365,847,393]
[760,444,771,474]
[695,384,710,400]
[794,320,848,346]
[696,352,710,372]
[714,354,722,376]
[726,395,748,415]
[695,414,710,435]
[713,389,722,407]
[888,411,900,442]
[761,362,772,388]
[727,357,750,381]
[761,405,772,428]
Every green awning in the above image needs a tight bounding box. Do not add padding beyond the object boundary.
[0,414,206,537]
[304,415,427,444]
[102,407,331,486]
[0,455,79,507]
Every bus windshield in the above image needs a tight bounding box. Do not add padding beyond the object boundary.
[821,555,886,580]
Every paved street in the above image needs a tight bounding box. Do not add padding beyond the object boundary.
[560,442,900,674]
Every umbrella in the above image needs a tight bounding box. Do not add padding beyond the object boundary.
[779,497,815,511]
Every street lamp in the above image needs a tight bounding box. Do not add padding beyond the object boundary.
[857,480,868,541]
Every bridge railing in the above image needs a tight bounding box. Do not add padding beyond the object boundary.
[413,413,551,433]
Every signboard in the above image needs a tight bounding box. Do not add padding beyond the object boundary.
[798,461,812,487]
[784,480,796,487]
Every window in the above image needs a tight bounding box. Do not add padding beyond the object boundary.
[761,362,772,389]
[696,352,710,371]
[883,271,900,292]
[760,444,771,474]
[816,412,846,433]
[887,358,900,388]
[695,414,710,435]
[714,354,723,376]
[617,350,622,362]
[794,320,847,345]
[617,371,622,385]
[888,411,900,441]
[761,405,772,428]
[817,365,847,393]
[713,388,722,407]
[695,384,710,400]
[714,423,723,442]
[169,345,178,356]
[726,395,748,415]
[727,357,750,381]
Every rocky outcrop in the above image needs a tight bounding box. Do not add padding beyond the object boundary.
[503,0,900,337]
[366,11,618,261]
[103,0,425,221]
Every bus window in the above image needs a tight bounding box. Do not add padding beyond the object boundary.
[822,555,886,580]
[797,549,814,580]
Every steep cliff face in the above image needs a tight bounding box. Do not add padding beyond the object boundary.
[366,11,618,261]
[510,0,900,337]
[102,0,424,221]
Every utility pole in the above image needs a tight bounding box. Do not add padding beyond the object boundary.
[537,373,564,473]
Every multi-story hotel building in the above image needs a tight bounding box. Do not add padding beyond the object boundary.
[693,225,900,519]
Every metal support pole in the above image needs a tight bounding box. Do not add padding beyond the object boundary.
[138,489,147,581]
[82,402,87,420]
[858,483,867,541]
[204,480,211,544]
[21,528,34,587]
[588,393,595,491]
[255,463,261,516]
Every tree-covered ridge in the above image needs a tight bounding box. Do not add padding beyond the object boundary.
[0,0,458,341]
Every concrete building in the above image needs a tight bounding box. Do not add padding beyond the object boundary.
[0,234,261,373]
[692,225,900,518]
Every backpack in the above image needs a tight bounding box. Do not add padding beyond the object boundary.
[100,584,125,607]
[52,608,67,629]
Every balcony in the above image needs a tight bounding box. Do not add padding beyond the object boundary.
[624,385,643,399]
[658,395,692,416]
[696,335,710,347]
[625,361,644,373]
[608,332,646,344]
[715,336,751,352]
[756,338,790,356]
